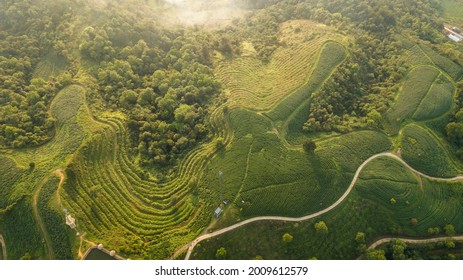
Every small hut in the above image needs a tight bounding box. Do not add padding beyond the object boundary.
[214,207,223,218]
[65,214,76,229]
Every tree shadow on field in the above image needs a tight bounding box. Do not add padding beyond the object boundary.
[307,152,334,189]
[216,147,226,159]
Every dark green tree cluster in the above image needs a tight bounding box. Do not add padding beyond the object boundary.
[216,0,448,134]
[0,0,77,148]
[77,7,222,167]
[302,0,444,133]
[0,38,59,147]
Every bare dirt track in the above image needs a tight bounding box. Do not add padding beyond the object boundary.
[367,236,463,250]
[0,234,6,260]
[32,175,54,259]
[31,169,65,260]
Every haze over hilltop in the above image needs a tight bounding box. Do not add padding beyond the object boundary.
[162,0,249,26]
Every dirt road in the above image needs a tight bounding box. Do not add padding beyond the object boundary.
[182,152,463,260]
[32,175,55,259]
[367,236,463,250]
[0,234,6,260]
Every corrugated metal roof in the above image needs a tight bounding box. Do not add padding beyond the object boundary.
[448,34,461,42]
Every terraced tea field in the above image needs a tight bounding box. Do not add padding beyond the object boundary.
[400,124,459,178]
[387,66,440,125]
[191,155,463,259]
[266,41,347,144]
[32,52,68,81]
[180,38,463,259]
[216,21,346,111]
[2,15,463,261]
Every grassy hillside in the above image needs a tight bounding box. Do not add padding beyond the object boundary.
[413,74,455,121]
[387,66,440,126]
[400,124,460,178]
[216,21,345,111]
[192,156,463,259]
[2,0,463,261]
[37,176,74,259]
[0,85,100,259]
[32,52,68,80]
[265,41,346,127]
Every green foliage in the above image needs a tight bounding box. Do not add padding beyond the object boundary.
[314,221,328,235]
[282,233,293,243]
[20,253,32,260]
[38,176,73,259]
[413,75,455,121]
[401,124,459,178]
[204,109,391,218]
[444,224,456,236]
[367,249,387,260]
[2,0,463,262]
[355,232,365,243]
[193,156,463,259]
[392,239,407,260]
[215,247,227,260]
[0,156,26,209]
[420,44,463,81]
[92,25,221,167]
[445,240,455,248]
[387,66,440,126]
[427,227,441,235]
[266,41,346,126]
[215,137,225,151]
[0,198,42,259]
[303,140,316,153]
[79,26,115,61]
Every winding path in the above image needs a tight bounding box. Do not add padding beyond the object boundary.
[32,175,54,260]
[0,234,6,260]
[53,169,65,209]
[31,169,65,260]
[367,235,463,251]
[183,152,463,260]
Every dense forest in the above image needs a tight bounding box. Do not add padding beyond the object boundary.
[0,0,223,168]
[1,0,463,163]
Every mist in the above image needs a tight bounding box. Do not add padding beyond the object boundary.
[162,0,248,27]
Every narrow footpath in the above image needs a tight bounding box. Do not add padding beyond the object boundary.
[0,234,6,260]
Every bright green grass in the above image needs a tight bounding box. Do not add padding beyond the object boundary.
[32,52,68,80]
[265,41,346,129]
[420,44,463,81]
[202,109,391,218]
[405,45,432,66]
[387,65,440,126]
[413,74,455,121]
[0,156,27,209]
[400,124,459,178]
[191,156,463,260]
[4,85,97,170]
